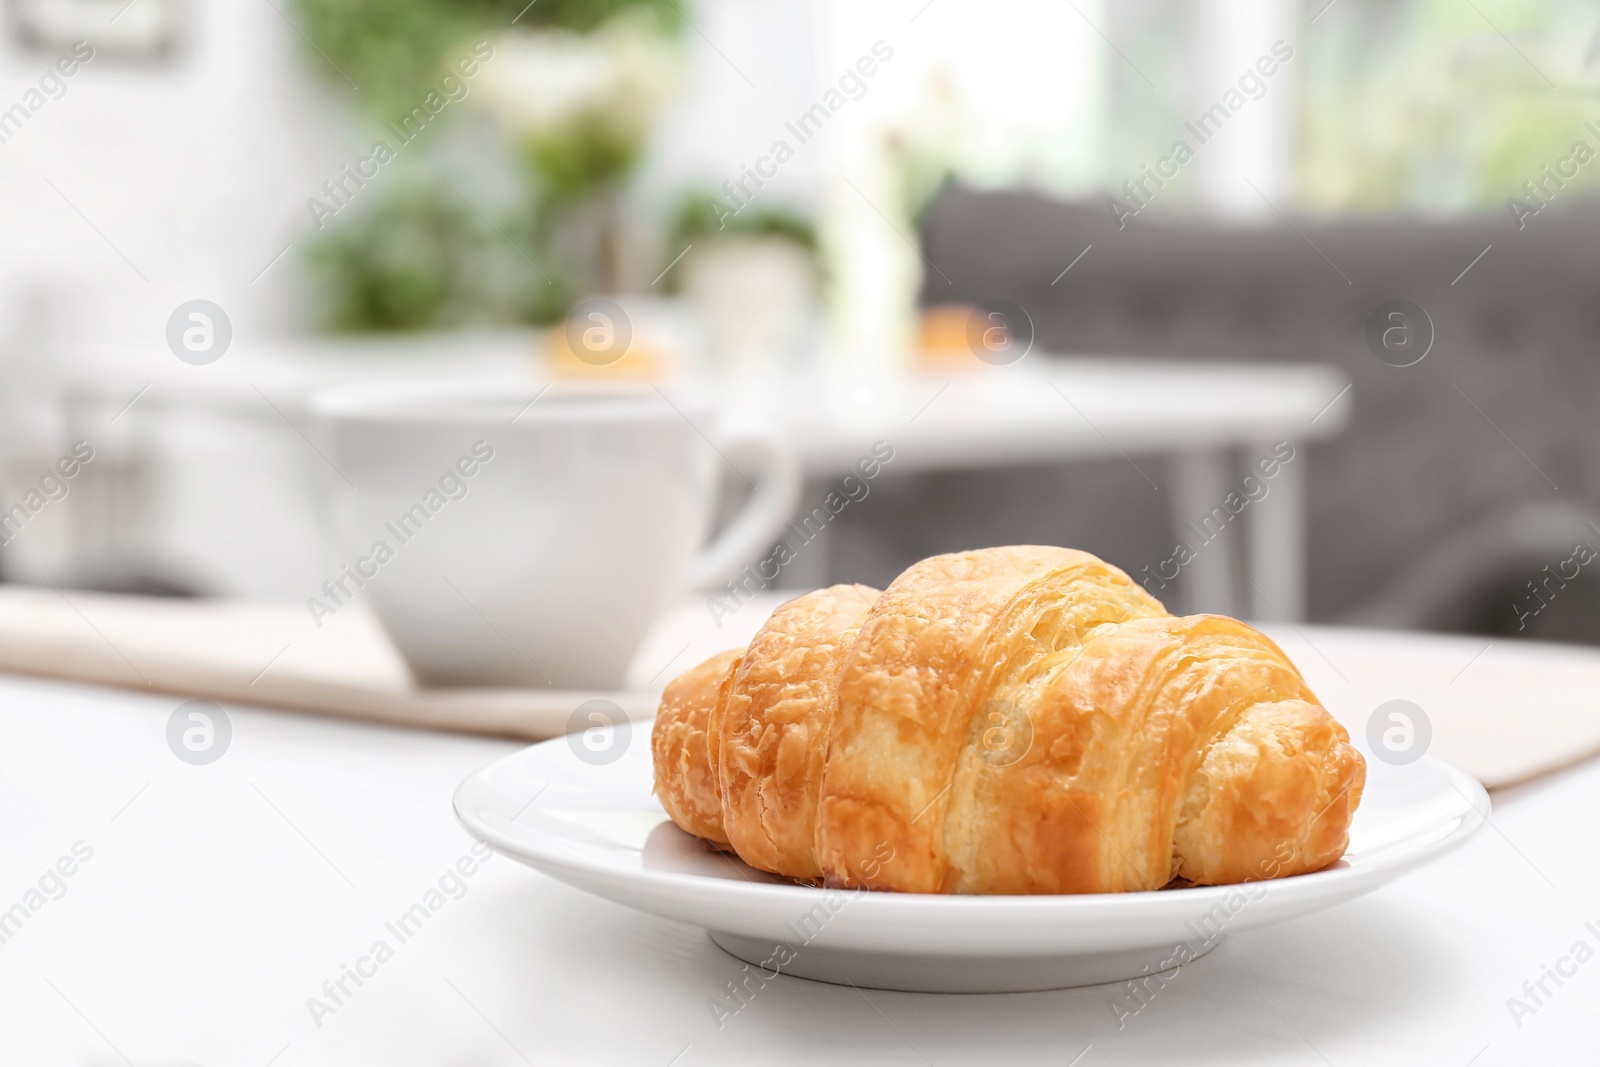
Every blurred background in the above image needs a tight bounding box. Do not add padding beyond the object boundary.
[2,0,1598,647]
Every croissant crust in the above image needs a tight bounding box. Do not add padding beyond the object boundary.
[651,547,1365,894]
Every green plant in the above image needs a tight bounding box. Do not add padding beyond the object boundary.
[306,182,568,331]
[294,0,680,115]
[299,0,692,331]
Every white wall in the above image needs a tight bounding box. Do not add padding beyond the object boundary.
[0,1,379,594]
[0,0,361,369]
[645,0,825,214]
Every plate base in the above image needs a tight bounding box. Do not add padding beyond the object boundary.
[709,930,1222,993]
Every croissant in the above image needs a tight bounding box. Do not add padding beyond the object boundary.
[652,546,1365,894]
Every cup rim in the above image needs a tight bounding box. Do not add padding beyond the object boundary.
[308,379,706,424]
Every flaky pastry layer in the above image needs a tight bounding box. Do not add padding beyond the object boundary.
[651,548,1365,894]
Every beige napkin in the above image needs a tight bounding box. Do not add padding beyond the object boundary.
[1,585,1595,788]
[0,586,771,739]
[1258,624,1600,789]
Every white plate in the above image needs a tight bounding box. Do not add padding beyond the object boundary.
[454,726,1489,993]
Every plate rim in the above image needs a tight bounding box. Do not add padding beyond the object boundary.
[453,731,1491,913]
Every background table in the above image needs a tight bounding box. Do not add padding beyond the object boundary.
[739,358,1348,621]
[6,625,1590,1066]
[24,344,1346,618]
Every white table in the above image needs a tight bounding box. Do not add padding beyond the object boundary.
[734,358,1350,622]
[1,626,1591,1066]
[34,342,1347,617]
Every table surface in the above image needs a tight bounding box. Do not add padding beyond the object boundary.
[728,358,1351,473]
[79,338,1351,474]
[4,630,1592,1067]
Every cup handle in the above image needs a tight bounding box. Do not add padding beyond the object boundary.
[681,417,803,591]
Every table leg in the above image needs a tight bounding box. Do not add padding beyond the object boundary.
[1246,439,1306,622]
[1169,448,1239,618]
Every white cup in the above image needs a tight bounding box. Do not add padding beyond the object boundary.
[309,382,801,689]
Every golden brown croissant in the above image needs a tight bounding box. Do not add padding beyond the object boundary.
[652,546,1365,894]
